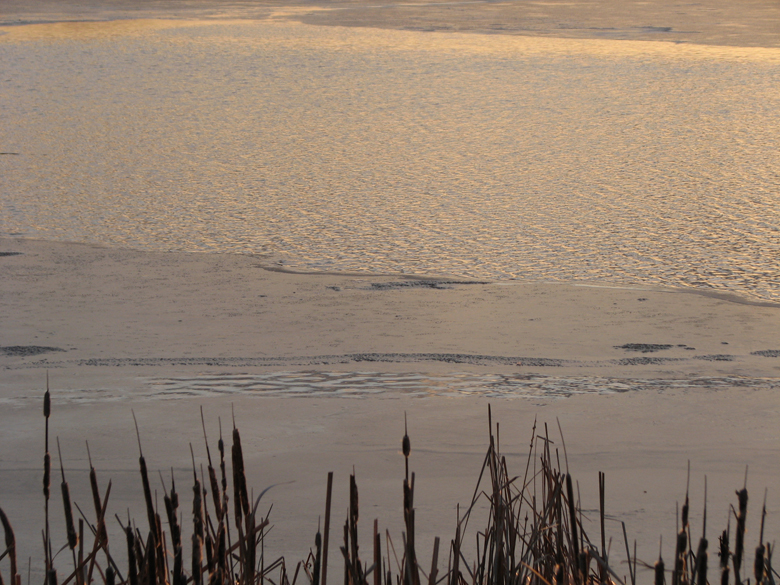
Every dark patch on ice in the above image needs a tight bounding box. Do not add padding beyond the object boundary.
[0,251,22,257]
[369,280,490,290]
[751,350,780,358]
[615,344,673,353]
[1,345,65,356]
[694,355,735,362]
[613,356,682,366]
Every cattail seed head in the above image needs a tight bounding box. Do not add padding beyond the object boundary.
[43,453,51,499]
[43,390,50,418]
[754,544,765,584]
[719,529,730,569]
[655,556,665,585]
[61,481,78,550]
[192,533,203,585]
[677,530,688,557]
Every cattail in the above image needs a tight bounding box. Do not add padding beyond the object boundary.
[131,412,158,546]
[192,533,203,585]
[755,490,768,585]
[694,538,708,585]
[43,385,50,418]
[231,425,249,519]
[43,452,51,500]
[655,554,665,585]
[43,383,52,576]
[193,473,204,542]
[164,474,181,550]
[755,544,766,585]
[56,440,78,551]
[719,527,731,585]
[693,479,709,585]
[126,526,138,585]
[402,416,411,458]
[216,523,226,574]
[86,443,107,546]
[734,488,748,583]
[218,420,227,494]
[205,534,214,575]
[313,529,322,585]
[106,567,115,585]
[201,408,224,520]
[145,530,156,585]
[674,527,688,585]
[43,383,51,498]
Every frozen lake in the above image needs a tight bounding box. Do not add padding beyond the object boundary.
[2,17,779,301]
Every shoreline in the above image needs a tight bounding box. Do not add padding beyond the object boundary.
[3,236,780,389]
[5,234,780,308]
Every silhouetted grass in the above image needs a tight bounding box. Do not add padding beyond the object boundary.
[0,391,776,585]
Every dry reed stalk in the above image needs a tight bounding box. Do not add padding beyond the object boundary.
[322,472,334,585]
[43,381,52,583]
[753,490,768,585]
[8,390,780,585]
[0,509,18,585]
[131,411,160,562]
[88,482,115,585]
[719,523,730,585]
[56,438,79,582]
[313,528,322,585]
[200,410,223,523]
[692,479,708,585]
[734,485,748,585]
[231,416,250,521]
[427,538,439,585]
[125,524,138,585]
[655,540,665,585]
[599,472,607,584]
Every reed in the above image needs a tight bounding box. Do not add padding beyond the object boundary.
[0,389,777,585]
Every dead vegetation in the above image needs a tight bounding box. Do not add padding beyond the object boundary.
[0,386,775,585]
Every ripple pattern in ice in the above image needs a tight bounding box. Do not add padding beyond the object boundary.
[141,372,780,400]
[2,21,779,300]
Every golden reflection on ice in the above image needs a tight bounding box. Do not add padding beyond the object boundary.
[1,18,779,301]
[4,17,780,62]
[0,19,207,42]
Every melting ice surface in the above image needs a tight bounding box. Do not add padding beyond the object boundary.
[1,20,779,301]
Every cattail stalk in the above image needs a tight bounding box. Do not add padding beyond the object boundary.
[322,472,334,585]
[734,488,748,584]
[43,382,52,580]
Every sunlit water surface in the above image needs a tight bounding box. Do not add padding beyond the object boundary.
[1,20,779,301]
